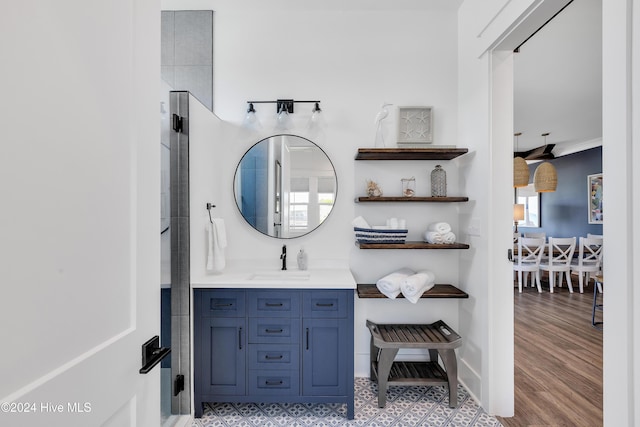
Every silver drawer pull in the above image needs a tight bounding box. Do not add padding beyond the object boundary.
[265,380,283,386]
[213,303,234,307]
[265,302,284,307]
[315,302,334,307]
[265,328,284,333]
[265,354,283,360]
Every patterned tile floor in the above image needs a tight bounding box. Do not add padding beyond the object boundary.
[193,377,502,426]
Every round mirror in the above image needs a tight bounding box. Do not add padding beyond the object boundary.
[233,134,337,239]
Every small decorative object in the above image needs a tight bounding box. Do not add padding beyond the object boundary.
[431,165,447,197]
[397,106,433,145]
[401,177,416,197]
[366,179,383,197]
[374,103,393,148]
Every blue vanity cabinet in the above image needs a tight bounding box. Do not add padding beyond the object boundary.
[247,290,301,397]
[193,290,246,418]
[194,288,354,420]
[302,290,355,419]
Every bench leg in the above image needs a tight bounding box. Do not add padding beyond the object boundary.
[369,335,378,379]
[439,349,458,408]
[376,348,399,408]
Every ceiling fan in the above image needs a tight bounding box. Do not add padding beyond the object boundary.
[513,143,555,161]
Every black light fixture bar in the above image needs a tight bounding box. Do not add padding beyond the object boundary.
[246,99,321,114]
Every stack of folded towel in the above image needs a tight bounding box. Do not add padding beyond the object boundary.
[376,268,436,303]
[424,222,456,244]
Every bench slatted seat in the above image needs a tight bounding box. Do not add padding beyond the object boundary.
[366,320,462,408]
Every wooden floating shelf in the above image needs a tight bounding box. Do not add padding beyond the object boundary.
[356,241,470,249]
[355,147,468,161]
[356,196,469,203]
[357,284,469,299]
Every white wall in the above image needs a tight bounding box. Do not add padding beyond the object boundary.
[602,1,640,425]
[166,0,469,384]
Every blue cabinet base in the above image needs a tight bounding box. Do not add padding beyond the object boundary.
[194,289,354,420]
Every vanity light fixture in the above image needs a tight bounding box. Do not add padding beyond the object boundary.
[245,99,322,131]
[245,99,321,114]
[308,102,326,131]
[242,102,262,130]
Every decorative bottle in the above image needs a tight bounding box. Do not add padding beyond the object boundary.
[431,165,447,197]
[297,248,308,271]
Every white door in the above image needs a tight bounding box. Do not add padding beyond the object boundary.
[0,1,161,426]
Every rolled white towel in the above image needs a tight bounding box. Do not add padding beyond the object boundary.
[424,231,444,244]
[352,216,371,229]
[401,270,436,304]
[427,222,452,234]
[442,231,456,244]
[376,268,415,299]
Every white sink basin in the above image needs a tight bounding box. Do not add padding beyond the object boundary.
[249,270,311,281]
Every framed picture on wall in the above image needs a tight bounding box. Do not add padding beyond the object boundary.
[397,106,433,145]
[588,173,603,224]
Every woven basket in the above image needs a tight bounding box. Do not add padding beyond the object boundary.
[354,227,408,244]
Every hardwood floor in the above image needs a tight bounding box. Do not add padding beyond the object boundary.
[497,282,603,427]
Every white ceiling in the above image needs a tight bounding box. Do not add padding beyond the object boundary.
[514,0,602,154]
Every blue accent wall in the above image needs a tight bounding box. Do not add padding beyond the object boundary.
[520,146,603,238]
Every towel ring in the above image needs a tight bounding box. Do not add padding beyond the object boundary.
[206,203,216,224]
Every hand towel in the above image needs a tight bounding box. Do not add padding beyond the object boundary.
[424,231,444,244]
[401,270,436,303]
[376,268,415,299]
[352,216,371,229]
[442,231,456,244]
[206,218,227,272]
[427,222,451,234]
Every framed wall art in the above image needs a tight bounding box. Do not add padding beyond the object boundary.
[588,173,603,224]
[397,106,432,145]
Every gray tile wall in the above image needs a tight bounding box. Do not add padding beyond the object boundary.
[170,91,191,414]
[162,11,213,111]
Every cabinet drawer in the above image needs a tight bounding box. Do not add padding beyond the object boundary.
[303,290,350,318]
[196,289,245,317]
[248,370,299,396]
[248,344,299,370]
[249,317,300,343]
[248,290,300,317]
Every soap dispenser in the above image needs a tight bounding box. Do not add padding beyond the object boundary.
[297,248,308,271]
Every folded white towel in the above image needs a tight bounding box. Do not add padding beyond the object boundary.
[206,218,227,272]
[442,231,456,244]
[424,231,444,244]
[352,216,371,229]
[401,270,436,303]
[376,268,415,299]
[427,222,452,234]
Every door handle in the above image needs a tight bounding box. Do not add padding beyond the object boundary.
[139,335,171,374]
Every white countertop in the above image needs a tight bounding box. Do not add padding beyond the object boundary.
[191,265,356,290]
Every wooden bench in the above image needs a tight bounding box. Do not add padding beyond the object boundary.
[366,320,462,408]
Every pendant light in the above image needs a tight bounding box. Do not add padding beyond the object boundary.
[513,132,530,188]
[533,132,557,192]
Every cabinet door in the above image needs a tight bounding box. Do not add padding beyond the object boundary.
[302,317,350,396]
[195,317,246,396]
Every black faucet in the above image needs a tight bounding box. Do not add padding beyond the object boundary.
[280,245,287,270]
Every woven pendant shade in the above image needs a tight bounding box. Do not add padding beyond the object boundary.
[513,156,530,188]
[534,161,557,192]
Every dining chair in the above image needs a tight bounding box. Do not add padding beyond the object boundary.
[587,233,603,239]
[513,237,546,293]
[571,236,603,293]
[524,232,546,240]
[539,237,577,293]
